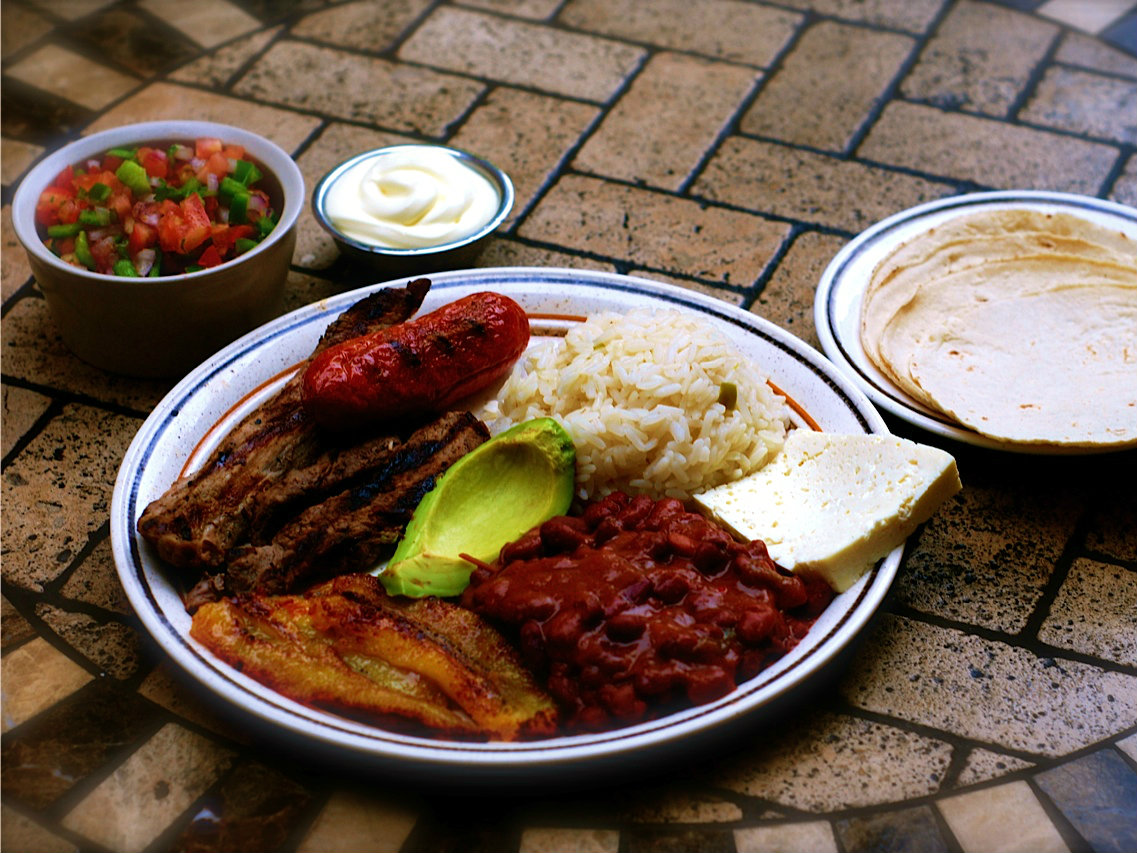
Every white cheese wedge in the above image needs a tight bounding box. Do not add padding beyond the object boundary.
[694,432,961,593]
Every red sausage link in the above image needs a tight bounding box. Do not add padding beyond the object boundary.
[301,291,530,429]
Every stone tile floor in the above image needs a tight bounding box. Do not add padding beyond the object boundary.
[2,1,1136,851]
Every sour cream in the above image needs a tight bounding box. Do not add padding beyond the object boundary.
[323,147,501,250]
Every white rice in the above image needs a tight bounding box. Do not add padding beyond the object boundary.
[481,308,790,500]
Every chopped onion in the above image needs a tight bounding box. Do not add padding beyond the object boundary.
[205,172,219,193]
[135,249,156,277]
[247,194,268,218]
[171,144,193,161]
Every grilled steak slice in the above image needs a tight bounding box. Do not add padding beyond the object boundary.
[137,280,431,570]
[222,410,489,597]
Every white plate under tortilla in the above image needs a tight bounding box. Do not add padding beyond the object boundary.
[112,268,895,773]
[815,191,1137,453]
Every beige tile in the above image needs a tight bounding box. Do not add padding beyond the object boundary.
[2,595,37,651]
[1,384,50,458]
[62,723,234,853]
[900,1,1058,117]
[59,538,131,616]
[1037,0,1137,34]
[138,0,261,49]
[1118,731,1137,762]
[1038,558,1137,665]
[5,44,137,111]
[741,21,913,151]
[168,25,281,89]
[34,603,144,680]
[86,81,320,155]
[3,205,33,301]
[559,0,801,66]
[630,268,746,306]
[712,710,953,811]
[519,828,620,853]
[1021,66,1137,144]
[297,789,418,853]
[2,4,53,56]
[840,614,1137,757]
[292,0,432,51]
[752,230,847,350]
[461,0,562,17]
[1,637,92,732]
[938,780,1069,853]
[773,0,942,32]
[1055,30,1137,77]
[622,789,743,823]
[1,804,78,853]
[138,664,251,742]
[27,0,114,19]
[1,404,140,592]
[575,52,758,190]
[859,101,1119,194]
[2,137,45,186]
[956,747,1035,787]
[1109,153,1137,207]
[735,821,838,853]
[452,87,599,226]
[236,40,483,136]
[694,136,955,233]
[399,6,645,101]
[520,174,791,286]
[474,236,616,271]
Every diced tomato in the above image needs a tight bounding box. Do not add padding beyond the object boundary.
[102,154,124,173]
[197,151,230,183]
[51,165,75,192]
[88,235,119,275]
[108,191,133,222]
[35,187,74,226]
[128,220,157,255]
[210,223,255,257]
[136,146,168,180]
[197,244,224,267]
[195,137,223,159]
[158,193,211,254]
[221,144,246,161]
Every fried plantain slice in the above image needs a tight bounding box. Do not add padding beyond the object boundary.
[190,573,557,740]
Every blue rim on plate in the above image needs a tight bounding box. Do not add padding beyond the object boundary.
[111,268,896,771]
[814,190,1137,454]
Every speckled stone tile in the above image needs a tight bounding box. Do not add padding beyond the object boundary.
[137,664,251,742]
[1039,558,1137,666]
[291,0,431,51]
[398,6,646,102]
[279,268,359,315]
[463,0,562,18]
[694,137,955,234]
[1035,749,1137,853]
[5,44,138,111]
[559,0,801,66]
[712,710,953,811]
[859,101,1120,193]
[168,759,313,853]
[834,805,951,853]
[475,236,617,271]
[1,404,140,592]
[168,25,282,89]
[2,137,45,186]
[1,637,92,733]
[0,297,173,411]
[293,122,415,269]
[734,821,838,853]
[774,0,943,32]
[519,827,619,853]
[893,459,1082,633]
[1055,29,1137,75]
[1,4,53,56]
[630,268,747,306]
[1021,66,1137,143]
[751,230,848,350]
[33,603,143,680]
[1,384,50,459]
[955,747,1035,787]
[236,39,483,135]
[61,723,235,853]
[520,174,791,285]
[840,613,1137,757]
[58,538,131,616]
[1038,0,1137,34]
[451,87,600,226]
[900,0,1058,116]
[574,52,758,190]
[0,805,77,853]
[621,790,743,823]
[1,596,36,651]
[1,681,158,809]
[137,0,262,49]
[85,81,320,155]
[740,20,914,152]
[296,789,419,853]
[622,827,736,852]
[1119,732,1137,762]
[937,779,1070,853]
[27,0,117,20]
[1111,152,1137,205]
[0,77,93,144]
[66,6,199,76]
[3,205,33,301]
[1077,470,1136,563]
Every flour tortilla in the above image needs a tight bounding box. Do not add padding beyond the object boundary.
[860,208,1137,447]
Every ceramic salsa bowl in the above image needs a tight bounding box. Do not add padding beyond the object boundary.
[12,120,304,378]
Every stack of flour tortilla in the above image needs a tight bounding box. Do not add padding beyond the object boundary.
[859,207,1137,448]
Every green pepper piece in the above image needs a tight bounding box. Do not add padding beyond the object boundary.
[113,258,139,277]
[148,249,163,277]
[87,182,111,202]
[78,208,112,227]
[185,264,204,273]
[218,176,245,204]
[115,160,151,196]
[47,223,82,238]
[106,147,137,159]
[256,213,277,238]
[231,159,262,185]
[234,237,258,254]
[75,230,96,269]
[228,190,250,224]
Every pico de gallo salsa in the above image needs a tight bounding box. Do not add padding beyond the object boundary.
[34,138,279,277]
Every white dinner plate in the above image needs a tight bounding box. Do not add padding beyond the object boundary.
[814,191,1137,453]
[112,268,896,772]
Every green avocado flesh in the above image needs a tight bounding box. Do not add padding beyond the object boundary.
[380,417,576,598]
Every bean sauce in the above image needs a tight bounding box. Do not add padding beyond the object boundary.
[462,492,833,732]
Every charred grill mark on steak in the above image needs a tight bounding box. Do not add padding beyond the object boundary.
[137,280,437,599]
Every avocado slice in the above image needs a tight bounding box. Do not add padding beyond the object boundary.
[380,417,576,598]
